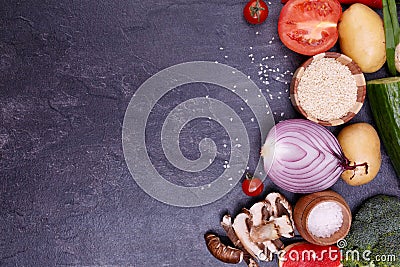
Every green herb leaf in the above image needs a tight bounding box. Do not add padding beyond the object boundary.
[383,0,398,76]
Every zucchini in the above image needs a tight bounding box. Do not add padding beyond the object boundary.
[367,77,400,178]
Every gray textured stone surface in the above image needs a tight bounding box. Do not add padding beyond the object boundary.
[1,1,399,266]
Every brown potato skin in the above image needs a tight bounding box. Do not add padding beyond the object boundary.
[338,123,381,186]
[338,3,386,73]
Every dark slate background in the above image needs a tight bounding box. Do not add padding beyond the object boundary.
[1,1,399,266]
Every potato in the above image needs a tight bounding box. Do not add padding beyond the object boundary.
[338,123,381,186]
[338,3,386,73]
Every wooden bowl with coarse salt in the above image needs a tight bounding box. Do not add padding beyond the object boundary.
[293,190,352,246]
[290,52,366,126]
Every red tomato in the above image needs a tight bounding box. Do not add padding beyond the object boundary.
[244,0,269,25]
[281,0,382,9]
[242,173,264,197]
[278,0,342,56]
[279,242,342,267]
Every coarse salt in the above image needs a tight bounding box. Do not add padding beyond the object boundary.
[307,201,343,238]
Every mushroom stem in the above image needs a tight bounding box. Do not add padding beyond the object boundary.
[204,233,243,264]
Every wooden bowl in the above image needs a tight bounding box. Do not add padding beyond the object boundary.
[293,190,352,246]
[290,52,366,126]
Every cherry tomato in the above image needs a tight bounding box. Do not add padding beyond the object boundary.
[278,0,342,56]
[243,0,269,25]
[242,173,264,197]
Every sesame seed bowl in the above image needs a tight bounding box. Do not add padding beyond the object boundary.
[290,52,366,126]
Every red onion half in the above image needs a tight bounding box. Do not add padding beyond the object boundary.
[261,119,360,193]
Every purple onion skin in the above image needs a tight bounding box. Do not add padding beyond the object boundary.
[262,119,347,193]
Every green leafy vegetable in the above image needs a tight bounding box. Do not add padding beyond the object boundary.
[342,195,400,267]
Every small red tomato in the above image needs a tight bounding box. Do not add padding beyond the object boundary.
[242,173,264,197]
[243,0,269,25]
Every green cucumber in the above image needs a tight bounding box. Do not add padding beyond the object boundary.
[367,77,400,178]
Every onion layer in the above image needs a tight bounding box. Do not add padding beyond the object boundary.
[262,119,350,193]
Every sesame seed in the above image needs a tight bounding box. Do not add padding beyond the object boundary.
[297,57,358,121]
